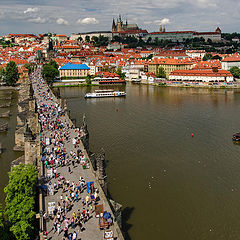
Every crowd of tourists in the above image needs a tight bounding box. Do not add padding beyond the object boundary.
[31,68,104,240]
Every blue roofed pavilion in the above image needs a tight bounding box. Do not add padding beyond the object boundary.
[60,62,90,70]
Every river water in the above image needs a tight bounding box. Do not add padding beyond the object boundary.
[58,84,240,240]
[0,89,22,205]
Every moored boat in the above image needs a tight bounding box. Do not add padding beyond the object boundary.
[232,133,240,141]
[85,89,126,98]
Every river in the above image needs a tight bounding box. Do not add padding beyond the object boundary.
[0,89,22,205]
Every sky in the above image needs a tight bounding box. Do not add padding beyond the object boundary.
[0,0,239,35]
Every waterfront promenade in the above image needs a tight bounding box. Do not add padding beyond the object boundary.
[31,68,121,240]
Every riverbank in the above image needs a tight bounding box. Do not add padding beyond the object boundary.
[127,80,240,89]
[53,83,98,87]
[53,80,240,90]
[154,83,240,89]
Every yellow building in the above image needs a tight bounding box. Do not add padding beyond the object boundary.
[59,62,90,78]
[148,58,193,78]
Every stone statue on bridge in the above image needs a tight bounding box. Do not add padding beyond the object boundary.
[80,114,89,153]
[96,148,107,195]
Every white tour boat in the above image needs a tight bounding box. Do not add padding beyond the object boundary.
[85,89,126,98]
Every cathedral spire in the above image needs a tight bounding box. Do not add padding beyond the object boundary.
[112,18,116,32]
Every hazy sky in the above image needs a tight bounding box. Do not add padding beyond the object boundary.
[0,0,239,35]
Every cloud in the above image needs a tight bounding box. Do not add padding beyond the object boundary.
[77,17,99,24]
[24,7,38,14]
[56,18,69,25]
[154,18,171,25]
[195,0,217,8]
[28,17,46,24]
[0,0,238,34]
[144,21,153,24]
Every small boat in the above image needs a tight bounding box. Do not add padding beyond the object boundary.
[85,89,126,98]
[232,133,240,141]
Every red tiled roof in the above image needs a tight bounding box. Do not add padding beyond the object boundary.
[59,45,81,49]
[149,58,192,65]
[193,60,221,69]
[170,69,232,77]
[222,54,240,62]
[8,34,37,38]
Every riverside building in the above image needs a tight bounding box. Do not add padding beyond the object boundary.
[221,54,240,70]
[148,58,193,78]
[59,62,90,78]
[169,68,234,83]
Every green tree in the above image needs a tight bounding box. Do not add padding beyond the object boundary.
[91,36,99,43]
[112,36,123,43]
[230,66,240,78]
[207,38,213,45]
[146,37,152,44]
[146,54,153,60]
[49,59,58,70]
[4,61,18,86]
[42,60,59,85]
[0,203,14,240]
[0,204,4,232]
[77,36,83,42]
[0,67,5,82]
[23,63,34,75]
[156,67,166,78]
[4,164,38,240]
[153,37,159,45]
[85,74,92,85]
[85,36,90,42]
[202,53,212,61]
[116,67,126,79]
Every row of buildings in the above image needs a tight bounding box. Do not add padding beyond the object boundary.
[57,49,239,84]
[67,15,222,43]
[1,31,240,85]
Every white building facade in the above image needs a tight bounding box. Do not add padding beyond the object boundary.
[169,69,234,82]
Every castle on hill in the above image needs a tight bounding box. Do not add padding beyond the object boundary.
[112,15,140,32]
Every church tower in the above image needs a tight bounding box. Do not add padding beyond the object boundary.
[117,14,123,32]
[215,27,221,34]
[112,18,117,32]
